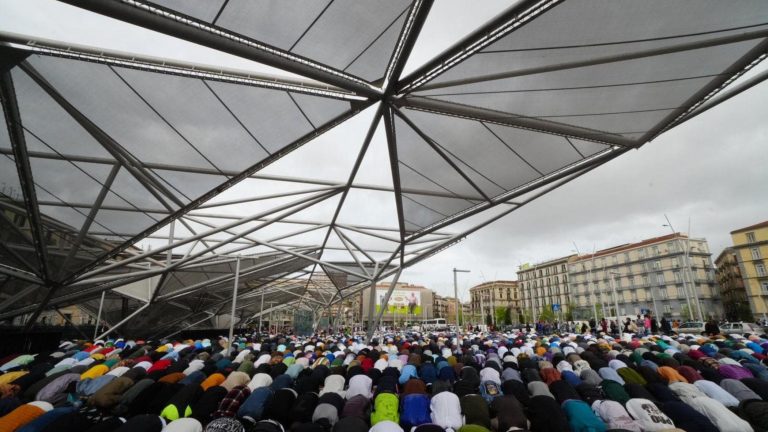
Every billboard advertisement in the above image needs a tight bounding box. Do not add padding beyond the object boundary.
[376,289,422,315]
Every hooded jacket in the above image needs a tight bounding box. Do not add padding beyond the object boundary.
[694,379,740,407]
[370,392,399,426]
[238,387,273,422]
[429,391,463,430]
[563,399,607,432]
[90,376,134,409]
[490,395,527,432]
[670,382,754,432]
[527,395,569,432]
[346,375,372,400]
[720,378,762,402]
[592,399,641,432]
[113,377,155,416]
[34,372,80,405]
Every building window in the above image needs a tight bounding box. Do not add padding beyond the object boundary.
[752,248,762,260]
[653,260,661,270]
[664,304,672,314]
[674,271,682,283]
[638,249,646,259]
[613,256,618,265]
[624,252,630,263]
[657,273,665,284]
[757,263,767,277]
[652,246,660,256]
[762,282,768,295]
[747,232,756,243]
[659,288,668,299]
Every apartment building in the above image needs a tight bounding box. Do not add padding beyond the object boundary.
[518,256,575,322]
[729,221,768,318]
[568,233,721,321]
[468,280,521,324]
[716,247,750,321]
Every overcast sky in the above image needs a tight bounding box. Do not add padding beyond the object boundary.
[2,0,766,302]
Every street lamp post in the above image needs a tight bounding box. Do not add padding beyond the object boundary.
[664,215,703,322]
[453,268,470,335]
[609,271,623,339]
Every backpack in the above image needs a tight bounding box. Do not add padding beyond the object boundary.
[401,393,430,429]
[371,392,399,426]
[479,380,503,403]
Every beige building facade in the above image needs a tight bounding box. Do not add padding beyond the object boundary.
[568,233,721,321]
[518,256,575,322]
[730,221,768,318]
[468,280,521,324]
[716,247,751,321]
[432,296,469,325]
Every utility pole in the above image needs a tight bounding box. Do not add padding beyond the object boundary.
[227,256,241,354]
[610,271,623,339]
[453,268,470,339]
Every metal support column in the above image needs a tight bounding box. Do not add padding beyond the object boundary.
[609,272,623,339]
[258,280,266,333]
[454,268,470,341]
[93,290,105,340]
[94,301,150,341]
[366,263,380,337]
[227,256,241,354]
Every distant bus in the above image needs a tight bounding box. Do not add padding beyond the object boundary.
[422,318,448,331]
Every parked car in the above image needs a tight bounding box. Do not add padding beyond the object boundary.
[675,321,705,334]
[721,322,764,335]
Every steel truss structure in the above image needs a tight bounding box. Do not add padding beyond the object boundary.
[0,0,766,338]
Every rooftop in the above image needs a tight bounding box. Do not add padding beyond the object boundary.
[731,220,768,234]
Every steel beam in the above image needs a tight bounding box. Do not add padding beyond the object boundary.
[93,301,150,341]
[57,0,380,98]
[382,105,407,242]
[415,28,768,92]
[0,71,50,281]
[376,148,627,282]
[20,62,184,213]
[399,96,636,147]
[58,164,121,279]
[645,40,768,142]
[404,146,621,244]
[382,0,433,91]
[398,0,560,93]
[0,147,498,203]
[0,282,40,311]
[0,33,362,101]
[69,96,361,285]
[72,188,339,282]
[392,107,492,199]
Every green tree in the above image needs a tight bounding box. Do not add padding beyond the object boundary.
[539,304,556,322]
[503,307,513,325]
[495,307,507,325]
